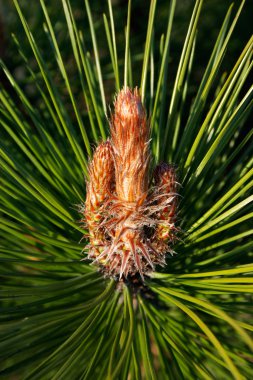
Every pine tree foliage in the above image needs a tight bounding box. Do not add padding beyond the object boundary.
[0,0,252,379]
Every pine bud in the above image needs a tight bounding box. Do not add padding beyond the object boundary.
[85,141,115,258]
[153,162,178,243]
[82,88,180,281]
[110,87,150,203]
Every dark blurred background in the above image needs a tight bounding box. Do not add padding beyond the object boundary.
[0,0,252,111]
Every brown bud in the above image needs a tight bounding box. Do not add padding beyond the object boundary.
[153,162,178,243]
[86,140,115,212]
[154,162,177,193]
[82,88,180,281]
[110,87,150,203]
[85,141,115,255]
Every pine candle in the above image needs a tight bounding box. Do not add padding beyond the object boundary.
[83,87,179,280]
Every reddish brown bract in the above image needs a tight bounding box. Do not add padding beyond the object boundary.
[83,87,179,280]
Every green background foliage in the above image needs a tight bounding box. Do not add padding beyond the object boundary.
[0,0,252,379]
